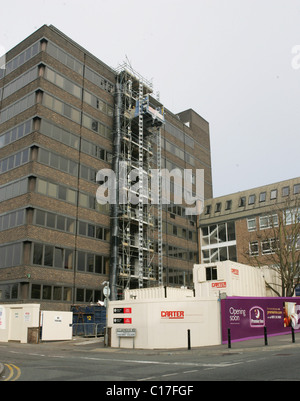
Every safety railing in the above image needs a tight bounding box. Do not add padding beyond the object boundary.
[72,323,105,338]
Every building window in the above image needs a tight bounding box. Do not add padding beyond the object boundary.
[282,186,290,197]
[247,218,257,231]
[249,241,259,256]
[239,197,246,207]
[206,266,217,281]
[248,195,256,205]
[261,238,278,255]
[270,189,277,200]
[259,214,278,229]
[205,205,211,215]
[215,203,221,213]
[259,192,266,202]
[225,200,232,210]
[294,184,300,195]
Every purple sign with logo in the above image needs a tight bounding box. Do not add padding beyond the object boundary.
[221,297,300,344]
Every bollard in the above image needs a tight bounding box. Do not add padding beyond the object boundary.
[264,326,268,346]
[187,329,191,350]
[227,328,231,349]
[292,326,295,343]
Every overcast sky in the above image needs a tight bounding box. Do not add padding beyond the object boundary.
[1,0,300,197]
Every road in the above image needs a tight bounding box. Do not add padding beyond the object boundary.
[1,334,300,385]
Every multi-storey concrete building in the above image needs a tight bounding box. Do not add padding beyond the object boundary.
[0,25,212,310]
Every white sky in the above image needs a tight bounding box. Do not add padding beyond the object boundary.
[1,0,300,197]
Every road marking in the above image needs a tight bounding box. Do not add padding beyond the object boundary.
[3,364,21,381]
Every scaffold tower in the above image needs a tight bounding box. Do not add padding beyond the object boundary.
[109,64,165,299]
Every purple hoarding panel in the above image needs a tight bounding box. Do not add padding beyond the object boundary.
[221,297,300,344]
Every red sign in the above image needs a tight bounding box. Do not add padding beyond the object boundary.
[231,268,239,276]
[212,282,226,288]
[113,317,132,324]
[161,311,184,319]
[113,307,132,314]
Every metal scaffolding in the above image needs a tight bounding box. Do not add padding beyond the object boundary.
[110,64,164,299]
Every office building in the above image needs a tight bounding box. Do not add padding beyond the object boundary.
[199,177,300,269]
[0,25,212,310]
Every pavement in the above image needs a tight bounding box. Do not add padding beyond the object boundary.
[1,331,300,377]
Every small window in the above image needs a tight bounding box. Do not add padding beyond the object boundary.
[239,197,246,207]
[249,241,259,256]
[248,195,255,205]
[294,184,300,195]
[205,205,211,215]
[225,200,232,210]
[270,189,277,200]
[206,266,217,281]
[282,186,289,197]
[215,202,221,213]
[259,192,266,202]
[247,218,256,231]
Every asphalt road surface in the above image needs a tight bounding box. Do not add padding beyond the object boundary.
[1,334,300,386]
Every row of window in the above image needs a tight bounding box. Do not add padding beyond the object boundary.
[0,92,35,123]
[164,121,194,149]
[0,282,103,304]
[0,148,30,173]
[0,66,37,100]
[0,178,28,203]
[40,119,112,162]
[0,40,40,79]
[202,245,237,263]
[42,91,112,140]
[201,222,236,246]
[0,243,22,269]
[205,184,300,215]
[0,119,32,149]
[247,208,300,231]
[162,137,195,166]
[249,236,300,256]
[247,214,278,231]
[32,242,108,274]
[46,40,114,93]
[36,177,109,214]
[35,209,109,241]
[0,209,25,231]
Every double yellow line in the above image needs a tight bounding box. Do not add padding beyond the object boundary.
[3,364,21,381]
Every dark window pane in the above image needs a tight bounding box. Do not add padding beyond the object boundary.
[42,285,52,300]
[87,254,94,272]
[46,213,55,228]
[33,243,43,265]
[36,210,45,225]
[64,249,73,269]
[53,286,62,300]
[95,255,103,274]
[44,245,53,266]
[57,215,65,231]
[11,284,18,299]
[87,224,95,238]
[77,251,85,271]
[54,247,63,268]
[31,284,41,299]
[76,288,84,302]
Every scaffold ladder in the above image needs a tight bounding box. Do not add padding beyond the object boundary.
[157,127,163,285]
[138,80,144,288]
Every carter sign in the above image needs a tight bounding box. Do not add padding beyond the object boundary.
[161,311,184,319]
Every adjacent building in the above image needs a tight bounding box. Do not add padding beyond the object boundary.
[0,25,213,310]
[199,177,300,276]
